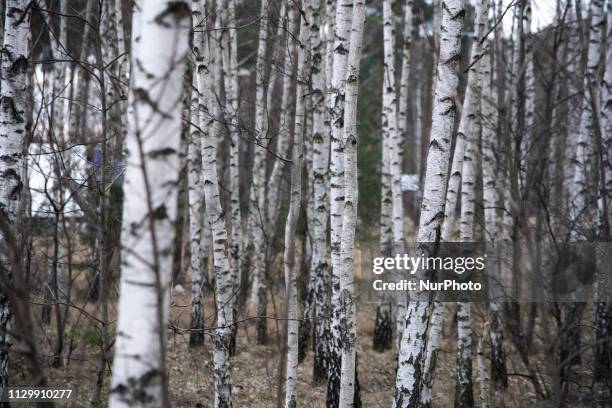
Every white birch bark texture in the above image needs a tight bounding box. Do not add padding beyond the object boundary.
[570,0,605,237]
[109,2,190,407]
[393,0,413,348]
[266,6,297,236]
[481,43,507,388]
[337,2,366,407]
[306,0,332,381]
[476,329,491,408]
[284,6,309,405]
[600,1,611,229]
[0,0,30,394]
[248,0,270,345]
[373,0,397,353]
[594,0,612,381]
[394,1,465,407]
[188,0,206,346]
[456,2,489,404]
[223,0,242,336]
[328,0,353,403]
[197,3,236,406]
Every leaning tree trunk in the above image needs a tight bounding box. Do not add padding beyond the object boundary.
[394,1,465,407]
[0,0,30,396]
[337,2,366,407]
[283,6,310,405]
[108,2,190,407]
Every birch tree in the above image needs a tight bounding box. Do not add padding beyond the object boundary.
[594,0,612,381]
[394,1,465,406]
[337,1,366,406]
[328,0,353,403]
[393,0,413,346]
[222,0,242,354]
[0,0,30,394]
[200,1,236,405]
[456,2,489,405]
[109,1,191,407]
[481,41,507,388]
[248,0,270,345]
[375,0,396,353]
[283,4,309,404]
[188,0,206,348]
[564,0,605,373]
[303,0,332,381]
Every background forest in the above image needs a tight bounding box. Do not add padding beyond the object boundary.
[0,0,610,407]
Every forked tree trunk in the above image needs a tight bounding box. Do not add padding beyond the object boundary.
[0,0,30,395]
[394,1,465,407]
[109,2,190,407]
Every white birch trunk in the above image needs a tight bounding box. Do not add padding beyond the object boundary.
[328,0,353,403]
[284,6,309,405]
[393,0,413,345]
[337,2,366,407]
[374,0,398,354]
[570,0,605,237]
[456,3,489,404]
[266,6,297,237]
[248,1,270,345]
[394,1,465,406]
[477,329,491,408]
[203,5,236,406]
[0,0,30,394]
[109,2,190,406]
[306,0,332,380]
[188,1,206,346]
[218,0,242,354]
[481,43,507,388]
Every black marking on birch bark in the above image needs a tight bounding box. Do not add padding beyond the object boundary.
[1,96,24,123]
[148,147,177,159]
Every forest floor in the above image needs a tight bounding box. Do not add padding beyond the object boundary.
[15,293,598,407]
[11,237,603,407]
